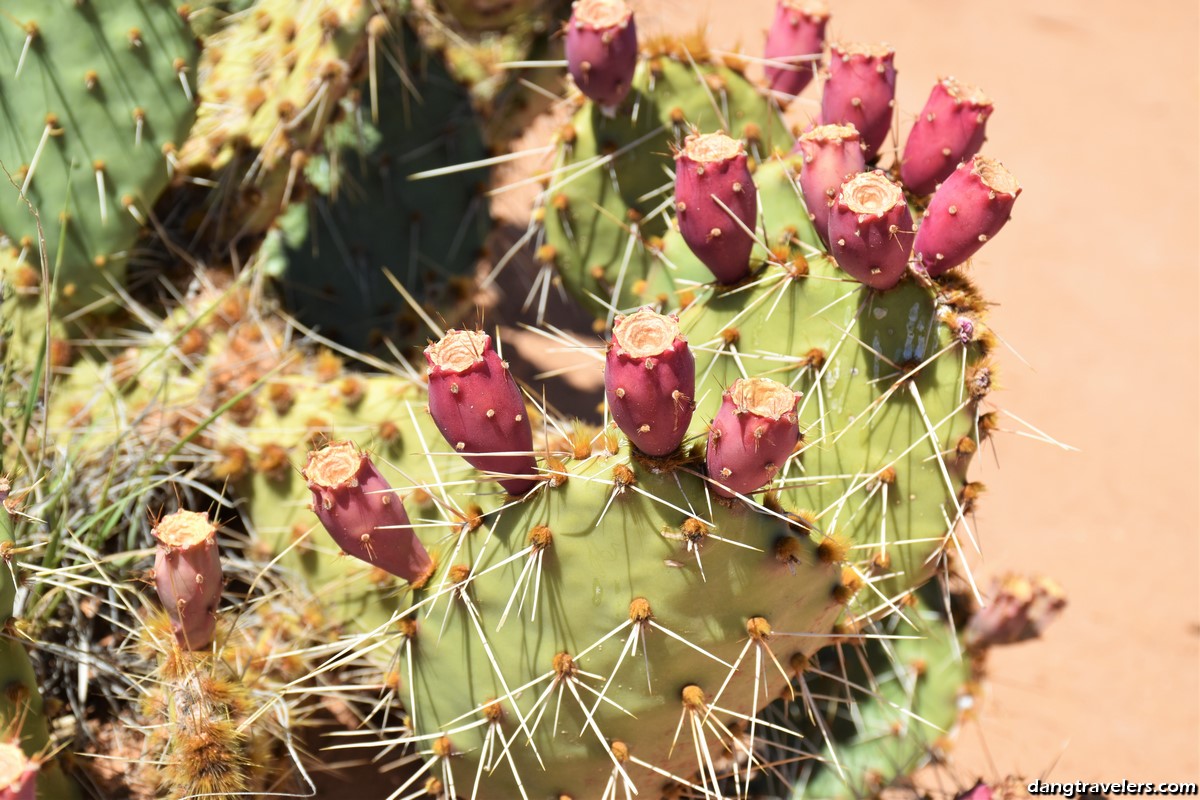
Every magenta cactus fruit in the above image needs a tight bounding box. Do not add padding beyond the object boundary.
[763,0,830,99]
[303,441,433,583]
[674,132,759,284]
[153,510,222,651]
[605,309,696,456]
[901,77,994,196]
[565,0,638,111]
[821,42,897,160]
[0,742,37,800]
[914,155,1020,276]
[828,170,914,290]
[965,574,1066,649]
[705,377,801,499]
[425,330,538,495]
[796,123,867,245]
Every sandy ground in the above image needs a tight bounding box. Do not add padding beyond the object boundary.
[635,0,1200,785]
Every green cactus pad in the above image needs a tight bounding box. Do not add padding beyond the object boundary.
[540,49,792,318]
[390,453,842,798]
[410,0,569,144]
[179,0,385,175]
[260,22,489,355]
[783,592,972,799]
[0,0,199,309]
[676,256,984,614]
[657,153,988,616]
[228,371,458,631]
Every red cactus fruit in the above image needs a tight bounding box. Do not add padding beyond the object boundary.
[705,377,801,499]
[153,510,222,651]
[763,0,830,99]
[914,155,1020,276]
[565,0,638,111]
[605,309,695,456]
[0,741,37,800]
[796,123,866,246]
[821,42,897,160]
[674,132,759,285]
[425,330,538,496]
[901,77,993,196]
[304,442,432,583]
[828,170,914,290]
[965,574,1066,649]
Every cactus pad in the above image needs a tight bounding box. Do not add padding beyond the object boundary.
[0,0,198,308]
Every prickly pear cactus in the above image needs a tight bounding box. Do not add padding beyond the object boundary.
[410,0,570,141]
[0,0,1049,797]
[0,0,199,309]
[288,2,1003,794]
[292,431,845,799]
[1,500,78,800]
[760,589,976,799]
[227,367,448,630]
[668,195,990,609]
[541,38,792,319]
[179,0,386,176]
[261,20,490,354]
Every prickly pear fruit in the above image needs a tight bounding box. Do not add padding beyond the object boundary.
[828,170,914,290]
[914,155,1020,276]
[763,0,830,98]
[605,309,695,456]
[822,42,897,159]
[153,511,222,651]
[901,77,993,196]
[705,377,800,498]
[966,574,1066,649]
[303,442,432,584]
[0,742,37,800]
[565,0,638,110]
[796,123,866,245]
[425,330,538,495]
[674,132,759,284]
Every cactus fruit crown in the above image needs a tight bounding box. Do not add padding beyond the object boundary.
[833,40,894,58]
[782,0,830,16]
[680,130,745,162]
[152,510,215,549]
[611,309,681,358]
[942,76,991,106]
[800,122,858,142]
[572,0,634,28]
[425,329,490,372]
[841,171,907,217]
[303,441,365,489]
[727,377,798,419]
[973,156,1020,195]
